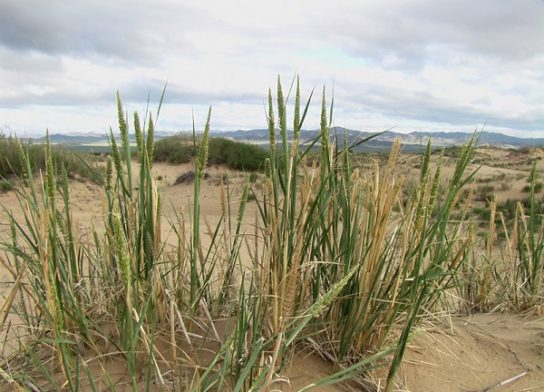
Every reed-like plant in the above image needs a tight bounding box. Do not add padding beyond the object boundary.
[459,161,544,313]
[0,79,484,391]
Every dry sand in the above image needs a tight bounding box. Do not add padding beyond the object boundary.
[395,313,544,392]
[0,159,543,391]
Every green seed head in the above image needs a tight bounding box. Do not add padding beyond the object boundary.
[293,77,301,140]
[16,139,27,169]
[277,76,285,123]
[237,181,249,224]
[429,155,443,208]
[134,112,143,158]
[197,107,212,177]
[110,128,122,176]
[146,114,155,165]
[268,89,276,152]
[291,78,301,158]
[320,87,329,159]
[117,92,127,139]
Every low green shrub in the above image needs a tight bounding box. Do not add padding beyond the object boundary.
[154,135,194,163]
[0,135,103,184]
[522,182,543,193]
[471,206,490,220]
[476,184,495,201]
[155,135,269,171]
[0,178,14,192]
[208,138,269,171]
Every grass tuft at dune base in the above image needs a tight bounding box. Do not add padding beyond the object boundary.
[0,79,542,391]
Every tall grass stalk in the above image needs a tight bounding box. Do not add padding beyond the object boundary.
[0,80,484,391]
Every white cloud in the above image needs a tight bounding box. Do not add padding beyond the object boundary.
[0,0,542,136]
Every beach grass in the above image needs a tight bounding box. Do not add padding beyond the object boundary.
[0,79,542,391]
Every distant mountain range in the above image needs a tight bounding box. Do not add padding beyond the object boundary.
[211,128,544,150]
[29,128,544,150]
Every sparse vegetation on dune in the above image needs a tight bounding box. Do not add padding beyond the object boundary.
[207,137,269,171]
[154,134,194,164]
[0,79,542,392]
[154,134,269,171]
[0,134,103,185]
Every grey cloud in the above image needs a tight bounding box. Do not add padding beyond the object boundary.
[0,0,205,62]
[0,89,112,108]
[119,80,263,106]
[0,45,62,74]
[0,0,542,135]
[344,85,543,132]
[323,0,544,67]
[0,78,262,108]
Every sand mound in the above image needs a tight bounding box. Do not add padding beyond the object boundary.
[396,313,544,392]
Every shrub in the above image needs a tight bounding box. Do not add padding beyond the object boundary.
[492,196,543,226]
[522,182,543,193]
[0,178,14,192]
[154,135,269,171]
[208,138,269,171]
[0,134,103,184]
[442,146,463,157]
[471,206,490,220]
[154,135,194,163]
[476,184,495,201]
[495,172,507,181]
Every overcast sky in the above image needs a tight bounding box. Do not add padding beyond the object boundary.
[0,0,543,137]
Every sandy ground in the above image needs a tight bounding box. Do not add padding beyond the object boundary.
[395,313,544,392]
[0,158,543,391]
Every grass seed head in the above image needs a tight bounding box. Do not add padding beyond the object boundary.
[268,89,276,152]
[320,87,329,159]
[146,114,155,165]
[134,111,143,158]
[197,107,212,177]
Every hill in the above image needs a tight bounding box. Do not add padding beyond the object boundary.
[27,129,544,152]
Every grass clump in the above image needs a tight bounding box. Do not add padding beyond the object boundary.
[1,79,540,391]
[460,163,544,312]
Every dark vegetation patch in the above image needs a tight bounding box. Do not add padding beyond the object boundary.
[154,136,194,164]
[0,135,103,184]
[0,178,14,193]
[476,184,495,202]
[522,182,543,193]
[471,196,544,228]
[154,135,269,171]
[174,171,210,185]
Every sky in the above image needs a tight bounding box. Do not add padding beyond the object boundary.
[0,0,543,137]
